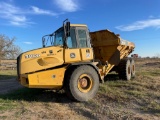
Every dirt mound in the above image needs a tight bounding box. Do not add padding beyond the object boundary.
[144,62,160,67]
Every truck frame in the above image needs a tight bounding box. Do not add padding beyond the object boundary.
[17,19,135,101]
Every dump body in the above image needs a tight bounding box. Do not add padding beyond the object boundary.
[90,29,135,76]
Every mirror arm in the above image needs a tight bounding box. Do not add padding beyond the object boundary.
[42,37,45,47]
[63,19,70,48]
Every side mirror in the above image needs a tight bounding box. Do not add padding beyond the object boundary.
[66,21,70,37]
[63,19,70,48]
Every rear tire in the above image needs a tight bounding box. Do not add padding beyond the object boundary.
[118,59,131,80]
[65,65,99,102]
[130,59,135,78]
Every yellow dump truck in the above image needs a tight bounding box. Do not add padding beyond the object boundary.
[17,20,135,101]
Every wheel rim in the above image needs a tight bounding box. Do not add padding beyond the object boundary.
[132,64,135,72]
[78,74,93,93]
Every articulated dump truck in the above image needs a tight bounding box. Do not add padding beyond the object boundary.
[17,20,135,101]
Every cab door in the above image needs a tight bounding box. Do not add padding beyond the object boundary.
[65,27,81,63]
[76,27,93,61]
[64,27,93,63]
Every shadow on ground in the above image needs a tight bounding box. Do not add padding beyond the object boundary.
[0,88,72,103]
[0,88,99,119]
[104,73,120,81]
[0,75,17,80]
[0,73,120,103]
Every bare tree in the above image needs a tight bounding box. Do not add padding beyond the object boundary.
[0,34,22,60]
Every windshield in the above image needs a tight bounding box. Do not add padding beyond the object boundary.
[42,28,64,47]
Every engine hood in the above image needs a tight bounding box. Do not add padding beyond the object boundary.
[18,46,64,74]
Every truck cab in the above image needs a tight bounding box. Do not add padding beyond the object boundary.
[42,23,93,63]
[17,20,97,91]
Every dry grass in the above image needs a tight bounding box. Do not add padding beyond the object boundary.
[0,58,160,119]
[0,70,17,80]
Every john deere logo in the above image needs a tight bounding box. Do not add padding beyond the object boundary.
[70,53,75,58]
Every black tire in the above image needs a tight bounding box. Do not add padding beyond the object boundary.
[130,59,135,78]
[65,65,99,102]
[118,59,131,80]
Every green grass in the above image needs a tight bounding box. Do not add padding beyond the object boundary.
[0,88,44,112]
[97,78,160,117]
[140,70,160,77]
[97,59,160,117]
[99,59,160,117]
[0,99,16,111]
[0,70,17,80]
[0,59,160,119]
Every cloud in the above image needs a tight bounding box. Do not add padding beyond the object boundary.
[0,2,20,15]
[0,2,28,27]
[30,6,57,16]
[116,18,160,31]
[0,2,56,27]
[0,1,80,27]
[54,0,79,12]
[23,42,33,44]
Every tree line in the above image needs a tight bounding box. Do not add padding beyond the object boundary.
[0,34,22,60]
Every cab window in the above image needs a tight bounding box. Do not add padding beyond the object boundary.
[77,29,88,48]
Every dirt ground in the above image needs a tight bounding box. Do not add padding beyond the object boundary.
[0,58,160,120]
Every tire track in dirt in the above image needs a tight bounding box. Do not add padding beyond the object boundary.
[0,79,23,94]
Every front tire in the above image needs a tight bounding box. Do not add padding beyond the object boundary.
[65,65,99,102]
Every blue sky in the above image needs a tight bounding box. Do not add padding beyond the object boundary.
[0,0,160,57]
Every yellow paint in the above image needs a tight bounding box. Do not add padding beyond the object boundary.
[64,48,94,63]
[18,24,135,90]
[20,46,64,74]
[90,29,135,76]
[70,24,87,27]
[80,48,93,61]
[20,67,66,89]
[77,74,93,93]
[64,49,81,63]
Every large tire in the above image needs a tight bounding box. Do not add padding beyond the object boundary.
[118,59,131,80]
[65,65,99,102]
[130,59,135,78]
